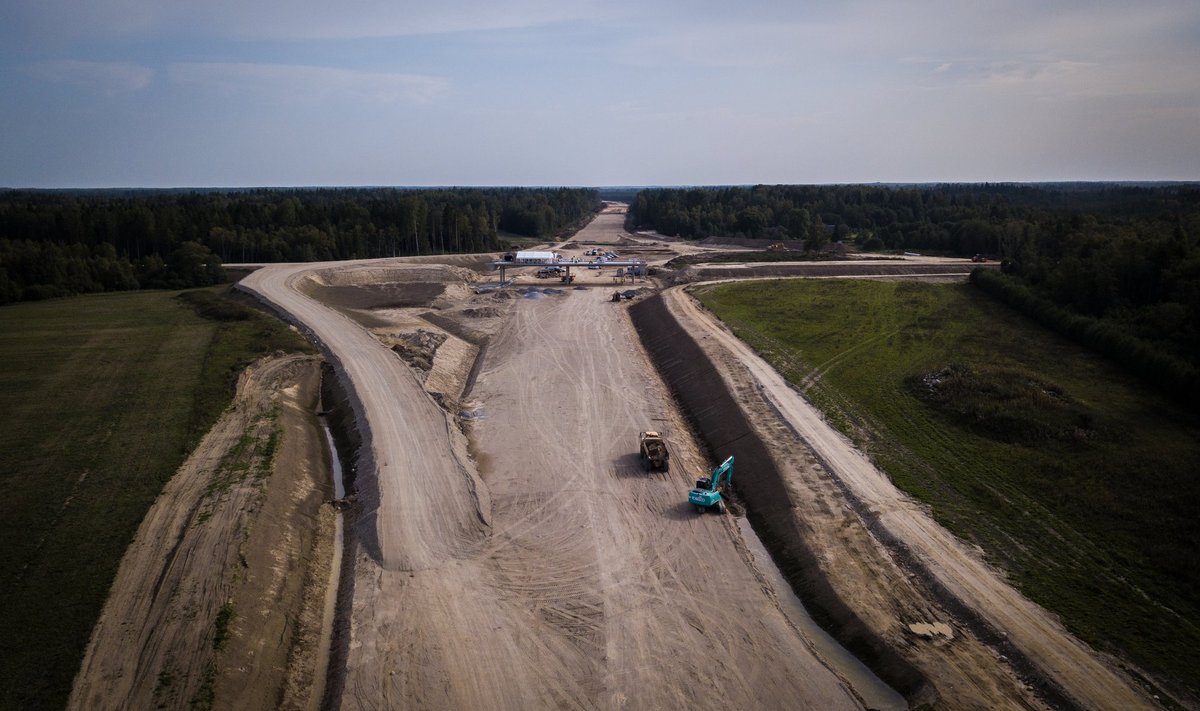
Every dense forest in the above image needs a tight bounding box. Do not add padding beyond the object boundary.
[0,187,599,304]
[630,184,1200,379]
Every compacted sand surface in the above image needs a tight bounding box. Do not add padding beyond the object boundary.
[240,234,864,709]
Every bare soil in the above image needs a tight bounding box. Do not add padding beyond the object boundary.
[305,282,447,310]
[240,217,864,709]
[68,355,333,711]
[99,207,1156,711]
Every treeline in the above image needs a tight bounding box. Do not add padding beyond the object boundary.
[0,187,598,304]
[629,183,1199,254]
[0,239,225,301]
[632,184,1200,371]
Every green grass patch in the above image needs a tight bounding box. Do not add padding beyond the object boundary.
[212,603,235,652]
[697,278,1200,698]
[189,663,216,711]
[0,285,312,711]
[194,408,281,526]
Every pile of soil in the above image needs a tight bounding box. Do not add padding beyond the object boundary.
[390,329,448,372]
[461,307,502,318]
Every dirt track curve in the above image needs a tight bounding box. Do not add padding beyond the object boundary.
[239,230,865,707]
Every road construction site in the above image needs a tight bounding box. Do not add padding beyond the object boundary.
[74,204,1160,710]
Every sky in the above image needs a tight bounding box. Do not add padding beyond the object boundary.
[2,0,1198,188]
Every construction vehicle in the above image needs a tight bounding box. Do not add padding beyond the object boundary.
[638,431,670,470]
[688,456,733,513]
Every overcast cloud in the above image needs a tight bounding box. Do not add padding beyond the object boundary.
[1,0,1197,187]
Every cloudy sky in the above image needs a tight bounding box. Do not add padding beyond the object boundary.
[2,0,1198,187]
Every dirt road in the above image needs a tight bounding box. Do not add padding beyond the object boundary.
[664,285,1156,711]
[233,208,1155,710]
[243,262,492,576]
[453,286,861,709]
[241,242,865,708]
[70,200,1166,711]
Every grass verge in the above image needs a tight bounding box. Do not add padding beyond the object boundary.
[696,278,1199,702]
[0,285,311,711]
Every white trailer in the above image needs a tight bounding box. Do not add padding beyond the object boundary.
[514,250,561,264]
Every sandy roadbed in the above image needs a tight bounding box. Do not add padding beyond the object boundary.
[240,222,868,709]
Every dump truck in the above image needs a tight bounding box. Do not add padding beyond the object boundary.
[638,431,670,471]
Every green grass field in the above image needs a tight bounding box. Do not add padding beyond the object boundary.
[697,278,1200,700]
[0,285,311,711]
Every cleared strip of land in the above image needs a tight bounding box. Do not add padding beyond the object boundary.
[53,207,1179,710]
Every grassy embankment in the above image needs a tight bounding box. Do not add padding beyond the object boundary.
[0,285,312,711]
[696,279,1199,702]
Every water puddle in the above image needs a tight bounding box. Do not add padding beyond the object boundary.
[737,518,907,711]
[458,408,486,420]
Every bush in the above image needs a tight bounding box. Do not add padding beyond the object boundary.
[860,235,885,252]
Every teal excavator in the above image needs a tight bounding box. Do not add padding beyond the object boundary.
[688,456,733,514]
